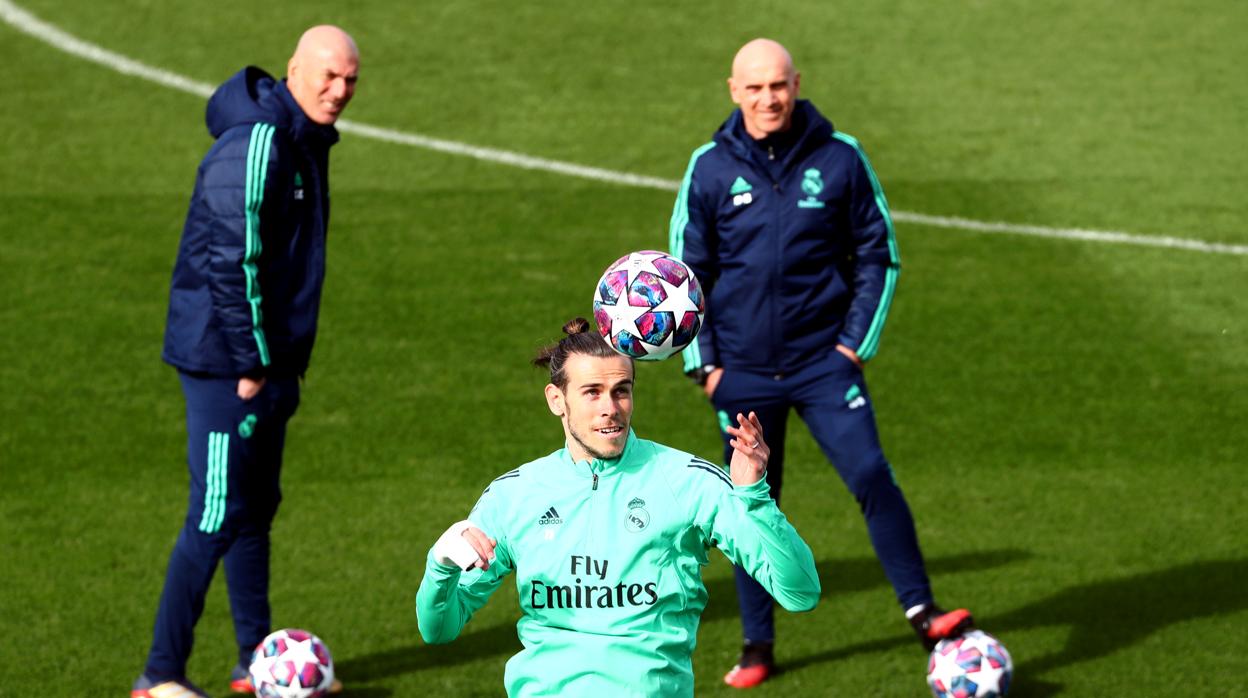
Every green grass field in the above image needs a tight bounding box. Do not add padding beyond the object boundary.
[2,0,1246,695]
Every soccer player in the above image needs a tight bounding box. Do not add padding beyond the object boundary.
[133,26,358,698]
[416,318,821,697]
[669,38,973,687]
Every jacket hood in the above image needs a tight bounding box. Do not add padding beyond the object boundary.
[205,66,338,145]
[714,100,834,163]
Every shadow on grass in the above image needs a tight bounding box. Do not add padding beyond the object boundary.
[996,558,1248,696]
[781,558,1247,696]
[336,620,520,683]
[701,547,1032,623]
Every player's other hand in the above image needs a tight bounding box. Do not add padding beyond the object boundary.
[238,376,267,400]
[433,520,496,571]
[727,411,769,487]
[703,367,724,398]
[835,343,863,369]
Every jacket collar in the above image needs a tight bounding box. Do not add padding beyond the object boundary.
[275,79,341,147]
[558,428,641,478]
[714,100,834,175]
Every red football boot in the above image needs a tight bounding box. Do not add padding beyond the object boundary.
[723,641,774,689]
[910,605,975,651]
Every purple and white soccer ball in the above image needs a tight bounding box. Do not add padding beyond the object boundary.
[249,628,335,698]
[926,630,1013,698]
[592,250,705,361]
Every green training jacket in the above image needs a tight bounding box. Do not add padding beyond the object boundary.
[416,430,820,697]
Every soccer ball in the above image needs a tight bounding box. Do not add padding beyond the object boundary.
[926,630,1013,698]
[592,250,704,361]
[248,628,335,698]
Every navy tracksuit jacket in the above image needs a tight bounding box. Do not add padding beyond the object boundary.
[669,101,932,641]
[163,66,336,379]
[146,66,338,679]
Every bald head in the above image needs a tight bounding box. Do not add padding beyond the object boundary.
[732,39,794,81]
[727,38,800,139]
[294,25,358,60]
[287,25,359,125]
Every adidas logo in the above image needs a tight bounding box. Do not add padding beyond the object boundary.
[845,384,866,410]
[730,176,754,207]
[538,506,563,525]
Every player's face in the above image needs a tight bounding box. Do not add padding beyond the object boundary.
[729,57,799,139]
[547,354,634,462]
[288,39,359,125]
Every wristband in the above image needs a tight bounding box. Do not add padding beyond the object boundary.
[432,520,485,571]
[687,364,718,387]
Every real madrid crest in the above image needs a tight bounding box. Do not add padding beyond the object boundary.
[625,496,649,533]
[798,168,825,208]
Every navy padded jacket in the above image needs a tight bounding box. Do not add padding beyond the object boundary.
[163,67,339,378]
[669,100,900,375]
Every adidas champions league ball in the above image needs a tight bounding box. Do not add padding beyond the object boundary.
[926,630,1013,698]
[592,250,705,361]
[248,628,335,698]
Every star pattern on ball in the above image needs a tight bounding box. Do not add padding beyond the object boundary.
[926,631,1012,698]
[970,658,1006,696]
[249,629,335,698]
[604,295,634,329]
[281,637,323,675]
[592,251,704,361]
[652,275,701,318]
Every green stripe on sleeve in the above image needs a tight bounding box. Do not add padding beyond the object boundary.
[680,340,703,374]
[668,142,715,373]
[243,123,274,367]
[668,141,716,261]
[832,132,900,361]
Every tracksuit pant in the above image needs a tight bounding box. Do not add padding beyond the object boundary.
[709,350,932,644]
[144,372,299,680]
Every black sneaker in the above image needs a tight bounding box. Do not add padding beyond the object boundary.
[909,604,975,651]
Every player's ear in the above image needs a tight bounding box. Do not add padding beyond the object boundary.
[727,76,741,104]
[544,384,565,417]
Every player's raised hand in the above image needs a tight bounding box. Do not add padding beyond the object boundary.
[727,411,769,486]
[432,520,497,571]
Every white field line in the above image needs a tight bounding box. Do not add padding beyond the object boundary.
[338,121,680,190]
[1,0,215,98]
[890,211,1248,256]
[5,0,1246,257]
